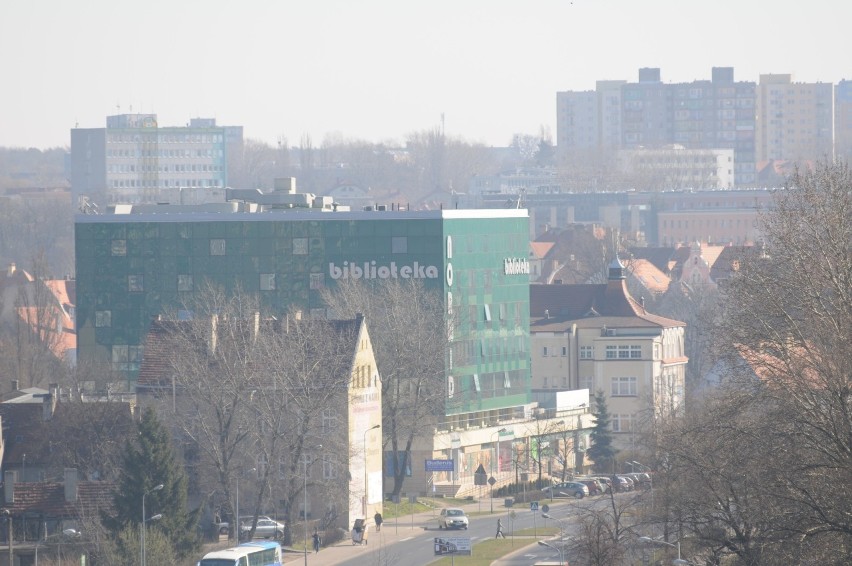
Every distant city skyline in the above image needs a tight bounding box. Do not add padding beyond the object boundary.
[1,0,850,150]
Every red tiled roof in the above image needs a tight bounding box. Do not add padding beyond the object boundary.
[530,278,685,329]
[626,259,671,295]
[529,241,555,259]
[0,480,115,518]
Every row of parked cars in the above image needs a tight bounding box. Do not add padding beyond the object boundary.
[542,472,652,499]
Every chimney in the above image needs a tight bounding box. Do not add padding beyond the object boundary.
[4,470,15,504]
[64,468,78,503]
[42,387,58,421]
[10,379,18,392]
[7,263,15,277]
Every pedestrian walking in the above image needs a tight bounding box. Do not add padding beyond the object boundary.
[374,511,383,532]
[312,531,321,553]
[496,518,505,538]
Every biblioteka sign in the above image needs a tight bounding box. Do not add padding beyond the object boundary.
[329,261,439,280]
[503,257,530,275]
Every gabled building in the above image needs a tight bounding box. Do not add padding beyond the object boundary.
[135,313,382,531]
[529,259,687,455]
[0,468,114,562]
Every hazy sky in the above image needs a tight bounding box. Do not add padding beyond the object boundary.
[2,0,850,149]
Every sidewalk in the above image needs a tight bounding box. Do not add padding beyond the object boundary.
[282,505,444,565]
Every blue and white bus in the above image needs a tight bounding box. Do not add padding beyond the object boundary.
[198,541,283,566]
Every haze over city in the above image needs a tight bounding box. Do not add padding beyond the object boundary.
[2,0,850,150]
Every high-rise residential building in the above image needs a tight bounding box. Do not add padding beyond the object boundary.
[557,68,760,186]
[834,80,852,163]
[671,67,757,185]
[70,114,243,206]
[756,74,833,165]
[622,67,673,148]
[556,81,625,153]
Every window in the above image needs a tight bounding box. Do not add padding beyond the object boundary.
[391,236,407,254]
[321,409,336,433]
[561,347,567,357]
[322,458,338,480]
[111,239,127,256]
[128,275,144,292]
[210,238,226,256]
[543,347,549,357]
[112,345,143,371]
[309,273,324,290]
[95,310,111,328]
[178,274,193,291]
[611,376,638,396]
[606,345,642,359]
[473,374,481,392]
[260,273,276,291]
[580,346,594,359]
[484,304,491,321]
[611,414,633,433]
[293,238,308,255]
[579,375,593,391]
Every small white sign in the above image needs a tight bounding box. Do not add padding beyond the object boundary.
[434,537,472,556]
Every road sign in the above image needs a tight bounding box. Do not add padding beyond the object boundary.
[530,501,539,511]
[425,459,454,472]
[542,504,550,513]
[434,536,472,556]
[488,476,496,486]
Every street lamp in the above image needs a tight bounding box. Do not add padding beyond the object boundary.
[141,483,163,566]
[55,528,79,566]
[304,444,322,566]
[639,536,684,564]
[541,513,567,540]
[363,424,380,517]
[489,428,507,513]
[235,467,257,541]
[538,540,565,565]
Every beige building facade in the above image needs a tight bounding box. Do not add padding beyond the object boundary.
[529,260,687,455]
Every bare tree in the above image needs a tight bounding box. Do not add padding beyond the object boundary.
[321,278,448,496]
[657,162,852,563]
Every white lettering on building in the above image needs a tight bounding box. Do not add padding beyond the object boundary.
[329,261,439,280]
[503,257,531,275]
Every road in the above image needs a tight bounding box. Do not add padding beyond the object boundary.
[297,493,618,566]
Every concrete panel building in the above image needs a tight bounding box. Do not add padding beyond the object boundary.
[70,114,242,205]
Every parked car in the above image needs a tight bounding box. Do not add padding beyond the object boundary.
[609,475,631,492]
[542,481,589,499]
[438,508,469,530]
[577,478,606,496]
[216,515,273,535]
[591,477,613,493]
[241,518,285,539]
[616,475,635,491]
[627,472,652,489]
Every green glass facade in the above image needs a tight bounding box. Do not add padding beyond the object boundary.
[75,209,531,416]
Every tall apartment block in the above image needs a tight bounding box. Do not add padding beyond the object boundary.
[756,74,833,164]
[835,80,852,163]
[70,114,243,206]
[556,67,843,187]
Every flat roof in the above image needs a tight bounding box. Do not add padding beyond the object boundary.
[76,208,529,224]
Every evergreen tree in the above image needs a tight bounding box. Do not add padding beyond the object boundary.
[103,407,200,560]
[586,390,617,474]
